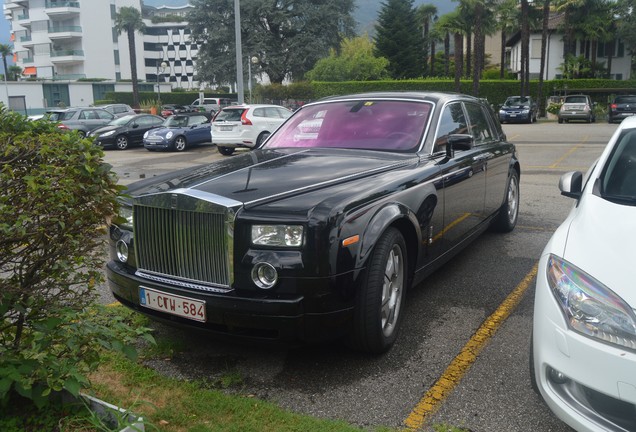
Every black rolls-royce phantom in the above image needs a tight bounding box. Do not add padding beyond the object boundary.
[107,92,520,353]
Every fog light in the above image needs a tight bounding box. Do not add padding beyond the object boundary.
[547,366,569,385]
[251,262,278,289]
[116,240,129,263]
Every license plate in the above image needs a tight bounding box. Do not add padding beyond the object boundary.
[509,114,517,117]
[219,125,233,131]
[139,286,206,322]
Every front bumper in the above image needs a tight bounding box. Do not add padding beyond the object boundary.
[107,260,354,343]
[143,139,171,150]
[499,111,530,122]
[532,254,636,432]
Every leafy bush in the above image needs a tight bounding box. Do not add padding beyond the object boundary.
[0,106,151,409]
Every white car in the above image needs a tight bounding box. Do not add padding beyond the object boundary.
[211,104,292,155]
[531,117,636,431]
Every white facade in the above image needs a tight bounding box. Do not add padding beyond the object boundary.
[508,32,632,81]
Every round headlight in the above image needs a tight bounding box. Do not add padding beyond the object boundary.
[116,239,129,263]
[251,262,278,289]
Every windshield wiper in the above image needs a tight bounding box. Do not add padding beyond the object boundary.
[603,194,636,205]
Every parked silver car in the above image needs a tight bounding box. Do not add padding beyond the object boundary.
[97,103,136,118]
[558,94,596,123]
[45,107,115,137]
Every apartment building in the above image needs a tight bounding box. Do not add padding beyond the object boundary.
[2,0,198,109]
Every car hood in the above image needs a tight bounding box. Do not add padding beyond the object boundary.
[126,148,418,209]
[92,125,121,134]
[561,193,636,306]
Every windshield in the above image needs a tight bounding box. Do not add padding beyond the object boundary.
[565,96,588,104]
[615,96,636,104]
[263,100,432,152]
[111,115,135,126]
[164,116,190,127]
[601,128,636,204]
[504,97,529,106]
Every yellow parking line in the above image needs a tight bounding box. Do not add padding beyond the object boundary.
[404,263,539,430]
[549,135,588,169]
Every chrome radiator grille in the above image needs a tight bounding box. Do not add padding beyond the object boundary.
[134,205,231,290]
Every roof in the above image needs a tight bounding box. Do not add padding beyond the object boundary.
[506,11,565,47]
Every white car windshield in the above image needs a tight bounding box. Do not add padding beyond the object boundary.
[601,128,636,203]
[263,100,432,152]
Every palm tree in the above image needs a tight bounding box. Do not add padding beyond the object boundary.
[9,65,22,81]
[416,4,438,77]
[495,0,518,79]
[537,0,551,117]
[0,44,12,82]
[520,0,531,96]
[114,6,146,109]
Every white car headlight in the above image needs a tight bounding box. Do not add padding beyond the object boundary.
[252,225,304,247]
[143,131,149,138]
[102,130,116,137]
[547,254,636,350]
[166,131,173,139]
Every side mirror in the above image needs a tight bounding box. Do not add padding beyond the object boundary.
[446,134,474,158]
[559,171,583,199]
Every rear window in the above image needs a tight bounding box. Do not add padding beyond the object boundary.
[615,96,636,104]
[214,108,246,122]
[565,96,588,104]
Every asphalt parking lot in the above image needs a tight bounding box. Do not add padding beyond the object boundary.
[99,120,617,431]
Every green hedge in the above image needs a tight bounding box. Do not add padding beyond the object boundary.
[106,79,636,108]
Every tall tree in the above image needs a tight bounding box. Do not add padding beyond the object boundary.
[114,7,146,109]
[188,0,355,86]
[305,36,389,81]
[537,0,551,117]
[416,4,438,77]
[520,0,531,96]
[496,0,518,79]
[0,44,11,83]
[374,0,425,79]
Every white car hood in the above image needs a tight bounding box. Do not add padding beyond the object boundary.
[562,193,636,307]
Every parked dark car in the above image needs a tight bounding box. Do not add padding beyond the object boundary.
[45,107,115,137]
[160,104,193,118]
[499,96,538,124]
[608,94,636,123]
[107,92,520,353]
[558,94,596,123]
[143,112,212,152]
[87,114,164,150]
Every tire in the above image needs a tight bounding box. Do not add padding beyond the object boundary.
[350,227,407,354]
[558,117,563,124]
[217,146,234,156]
[77,130,86,138]
[173,136,187,152]
[256,131,270,146]
[115,135,129,150]
[490,170,519,233]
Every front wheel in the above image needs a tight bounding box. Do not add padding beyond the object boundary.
[558,117,563,124]
[350,227,407,354]
[115,135,129,150]
[173,136,187,152]
[490,170,519,232]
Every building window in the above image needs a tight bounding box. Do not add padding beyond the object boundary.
[531,38,541,59]
[114,50,120,65]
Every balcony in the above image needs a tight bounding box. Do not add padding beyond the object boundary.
[48,25,82,39]
[45,1,80,18]
[50,49,84,64]
[4,0,29,11]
